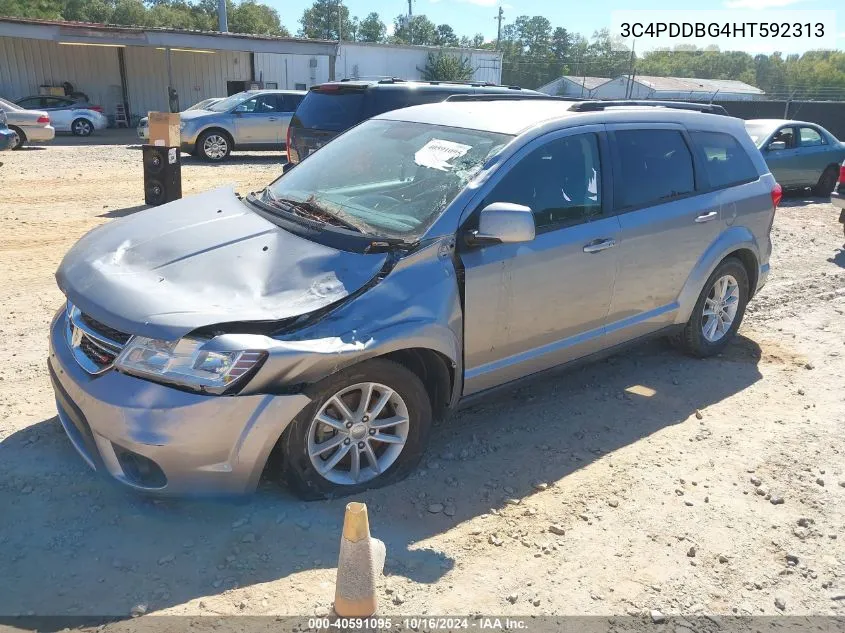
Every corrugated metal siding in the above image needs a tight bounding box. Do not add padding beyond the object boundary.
[123,47,251,118]
[337,44,502,84]
[253,53,329,89]
[0,35,121,113]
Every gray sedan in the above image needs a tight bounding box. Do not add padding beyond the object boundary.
[178,90,305,161]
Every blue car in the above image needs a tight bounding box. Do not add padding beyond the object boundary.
[0,110,15,151]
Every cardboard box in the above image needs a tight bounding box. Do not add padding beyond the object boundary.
[39,86,66,96]
[148,112,181,147]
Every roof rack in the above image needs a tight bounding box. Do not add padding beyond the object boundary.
[445,93,582,102]
[568,100,729,115]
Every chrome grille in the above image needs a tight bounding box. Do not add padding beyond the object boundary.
[65,302,131,374]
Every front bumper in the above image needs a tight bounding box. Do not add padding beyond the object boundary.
[47,309,311,496]
[25,125,55,142]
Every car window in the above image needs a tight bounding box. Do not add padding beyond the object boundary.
[614,129,695,210]
[366,89,410,117]
[690,131,759,190]
[280,94,303,112]
[770,127,796,149]
[293,89,366,131]
[484,133,602,230]
[17,97,42,108]
[255,95,279,112]
[798,127,825,147]
[234,97,261,113]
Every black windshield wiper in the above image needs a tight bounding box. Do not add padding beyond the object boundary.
[261,189,364,233]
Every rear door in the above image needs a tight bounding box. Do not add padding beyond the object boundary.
[287,86,366,163]
[460,126,621,394]
[603,124,723,346]
[795,126,832,185]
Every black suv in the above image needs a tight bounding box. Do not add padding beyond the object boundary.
[285,79,544,165]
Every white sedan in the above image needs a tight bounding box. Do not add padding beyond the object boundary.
[14,95,108,136]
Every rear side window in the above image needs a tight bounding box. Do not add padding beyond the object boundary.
[690,131,758,189]
[366,89,409,117]
[293,90,365,131]
[281,94,304,112]
[799,127,825,146]
[614,129,695,210]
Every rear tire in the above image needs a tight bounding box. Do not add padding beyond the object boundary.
[9,126,25,150]
[813,165,839,197]
[279,358,432,500]
[71,118,94,137]
[677,257,749,358]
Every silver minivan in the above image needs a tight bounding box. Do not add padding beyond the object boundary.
[49,99,779,499]
[177,89,305,161]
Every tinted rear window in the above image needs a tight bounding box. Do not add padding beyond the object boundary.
[614,129,695,209]
[690,131,759,189]
[294,90,365,131]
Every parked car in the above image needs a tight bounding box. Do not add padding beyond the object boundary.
[0,109,16,151]
[831,160,845,236]
[137,97,224,141]
[745,119,845,196]
[14,95,108,136]
[286,79,546,166]
[172,90,306,161]
[49,99,778,498]
[0,97,55,149]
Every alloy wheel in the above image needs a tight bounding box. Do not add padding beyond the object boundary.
[307,382,410,486]
[73,120,93,136]
[702,274,740,343]
[203,135,228,160]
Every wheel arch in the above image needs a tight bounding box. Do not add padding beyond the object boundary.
[378,347,455,423]
[675,227,761,324]
[198,126,234,147]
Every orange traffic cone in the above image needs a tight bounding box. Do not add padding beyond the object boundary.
[334,502,386,617]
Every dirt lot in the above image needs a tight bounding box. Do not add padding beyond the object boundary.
[1,139,844,621]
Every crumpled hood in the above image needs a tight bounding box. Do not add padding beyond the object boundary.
[56,187,387,340]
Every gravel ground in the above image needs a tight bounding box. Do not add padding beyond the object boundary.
[1,142,844,621]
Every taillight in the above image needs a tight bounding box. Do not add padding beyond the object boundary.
[286,125,298,164]
[771,183,783,209]
[839,164,845,184]
[90,105,104,113]
[37,115,50,124]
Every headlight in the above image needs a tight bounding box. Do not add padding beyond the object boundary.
[179,121,187,130]
[115,336,266,394]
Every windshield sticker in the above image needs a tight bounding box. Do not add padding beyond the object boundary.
[414,139,473,172]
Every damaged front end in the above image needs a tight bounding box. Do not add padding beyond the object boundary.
[55,186,464,405]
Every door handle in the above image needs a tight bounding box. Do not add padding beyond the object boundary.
[695,211,719,223]
[583,238,616,253]
[268,117,278,121]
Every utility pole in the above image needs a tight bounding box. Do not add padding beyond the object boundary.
[495,6,504,50]
[407,0,413,45]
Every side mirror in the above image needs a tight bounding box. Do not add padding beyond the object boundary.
[466,202,535,246]
[282,161,296,174]
[767,141,786,151]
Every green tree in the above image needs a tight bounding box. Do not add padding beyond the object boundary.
[230,0,288,35]
[420,50,473,81]
[434,23,458,47]
[393,14,436,45]
[0,0,63,18]
[357,11,385,42]
[111,0,145,25]
[299,0,354,40]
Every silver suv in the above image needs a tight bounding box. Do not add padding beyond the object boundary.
[49,99,779,499]
[177,89,305,161]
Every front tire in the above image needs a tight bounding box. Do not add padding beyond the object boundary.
[813,165,839,197]
[9,126,25,150]
[197,130,231,162]
[677,258,749,358]
[71,118,94,137]
[279,359,432,500]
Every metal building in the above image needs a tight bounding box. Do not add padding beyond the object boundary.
[0,17,337,123]
[592,75,765,101]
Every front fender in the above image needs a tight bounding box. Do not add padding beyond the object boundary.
[238,239,464,404]
[675,226,761,324]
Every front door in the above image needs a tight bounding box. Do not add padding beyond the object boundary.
[762,125,800,186]
[459,127,620,395]
[795,126,831,186]
[233,94,281,147]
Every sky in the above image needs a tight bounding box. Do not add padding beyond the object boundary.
[263,0,845,54]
